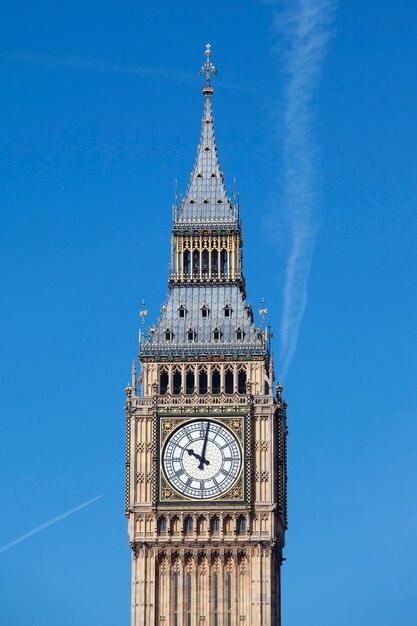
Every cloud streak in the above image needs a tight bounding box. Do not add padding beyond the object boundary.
[0,494,103,555]
[271,0,337,380]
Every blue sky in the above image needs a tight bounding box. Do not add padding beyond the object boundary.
[1,1,417,624]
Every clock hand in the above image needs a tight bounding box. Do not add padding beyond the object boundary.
[186,447,210,466]
[198,422,210,470]
[186,448,200,460]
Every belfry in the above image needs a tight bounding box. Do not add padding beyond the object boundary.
[125,45,288,626]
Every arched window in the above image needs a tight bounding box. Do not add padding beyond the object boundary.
[213,327,221,341]
[211,251,219,277]
[183,250,190,277]
[225,367,234,394]
[201,305,209,319]
[238,368,247,394]
[160,369,168,395]
[212,368,221,395]
[192,250,200,276]
[164,329,173,341]
[178,305,187,319]
[173,369,182,395]
[236,327,244,341]
[211,516,220,533]
[221,250,228,276]
[224,305,232,318]
[202,250,209,276]
[237,515,246,533]
[199,368,208,394]
[184,516,193,533]
[187,328,196,342]
[159,516,167,532]
[185,369,195,395]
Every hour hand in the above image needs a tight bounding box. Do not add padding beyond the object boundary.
[186,448,210,468]
[186,448,200,460]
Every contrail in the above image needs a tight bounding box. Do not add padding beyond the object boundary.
[0,494,103,555]
[0,50,255,93]
[271,0,337,379]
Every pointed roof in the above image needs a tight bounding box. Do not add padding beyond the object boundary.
[174,46,238,229]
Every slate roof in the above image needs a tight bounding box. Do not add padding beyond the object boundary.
[142,285,265,357]
[174,98,238,229]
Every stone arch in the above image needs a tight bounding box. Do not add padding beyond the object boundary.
[223,514,234,535]
[197,515,208,535]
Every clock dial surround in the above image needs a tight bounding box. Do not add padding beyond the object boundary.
[161,418,242,500]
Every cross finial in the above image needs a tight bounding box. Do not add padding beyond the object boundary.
[200,43,217,98]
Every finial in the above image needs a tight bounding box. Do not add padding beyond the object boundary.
[200,43,217,98]
[139,300,148,350]
[259,297,268,326]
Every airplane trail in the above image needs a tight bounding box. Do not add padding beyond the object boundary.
[0,494,103,555]
[271,0,337,379]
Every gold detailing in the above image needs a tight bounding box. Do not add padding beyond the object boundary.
[158,415,247,504]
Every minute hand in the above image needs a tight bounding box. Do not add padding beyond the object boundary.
[198,422,210,470]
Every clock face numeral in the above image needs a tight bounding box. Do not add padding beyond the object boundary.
[162,419,242,500]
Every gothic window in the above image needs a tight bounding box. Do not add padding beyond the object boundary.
[184,516,193,533]
[224,304,232,318]
[158,517,167,533]
[183,250,191,277]
[187,328,196,342]
[192,250,200,276]
[236,327,244,340]
[202,250,209,276]
[225,367,234,394]
[199,368,208,394]
[173,369,182,395]
[159,369,169,395]
[178,305,187,319]
[212,327,221,341]
[211,516,220,533]
[164,329,173,341]
[212,367,221,395]
[238,368,247,394]
[211,251,218,276]
[237,515,246,533]
[171,516,181,534]
[213,574,219,626]
[221,250,228,276]
[201,305,209,318]
[187,574,192,626]
[197,516,207,534]
[223,515,233,534]
[185,369,195,395]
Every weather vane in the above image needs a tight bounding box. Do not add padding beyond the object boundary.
[200,43,217,97]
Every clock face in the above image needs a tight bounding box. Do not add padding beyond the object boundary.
[162,419,242,500]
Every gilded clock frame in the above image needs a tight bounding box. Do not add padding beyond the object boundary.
[156,410,250,506]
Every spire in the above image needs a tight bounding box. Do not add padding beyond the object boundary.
[174,45,238,229]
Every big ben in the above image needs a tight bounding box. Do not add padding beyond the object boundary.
[125,45,287,626]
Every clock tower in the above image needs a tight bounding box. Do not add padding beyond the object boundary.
[125,45,287,626]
